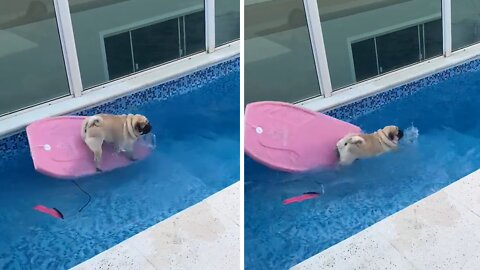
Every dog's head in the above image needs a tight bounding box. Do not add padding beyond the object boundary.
[382,125,403,142]
[132,114,152,135]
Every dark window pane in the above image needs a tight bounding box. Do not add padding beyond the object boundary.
[104,32,133,80]
[185,11,205,55]
[131,18,179,71]
[351,38,378,82]
[424,19,443,59]
[376,25,420,74]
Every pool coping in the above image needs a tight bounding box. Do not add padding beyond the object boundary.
[71,182,240,270]
[291,169,480,270]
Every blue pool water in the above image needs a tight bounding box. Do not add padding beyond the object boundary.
[245,69,480,269]
[0,71,239,269]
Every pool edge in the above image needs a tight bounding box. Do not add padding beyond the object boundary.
[70,181,240,270]
[291,169,480,270]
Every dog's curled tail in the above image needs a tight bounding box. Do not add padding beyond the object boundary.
[81,115,103,139]
[86,116,102,128]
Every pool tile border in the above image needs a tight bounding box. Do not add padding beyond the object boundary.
[0,57,239,161]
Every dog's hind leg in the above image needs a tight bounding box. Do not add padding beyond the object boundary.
[93,149,103,172]
[85,138,103,171]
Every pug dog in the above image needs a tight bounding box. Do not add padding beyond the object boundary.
[336,125,403,166]
[80,114,152,171]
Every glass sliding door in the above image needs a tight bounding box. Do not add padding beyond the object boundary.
[452,0,480,50]
[245,0,321,104]
[318,0,442,90]
[349,19,442,82]
[216,0,240,45]
[69,0,205,89]
[0,0,69,115]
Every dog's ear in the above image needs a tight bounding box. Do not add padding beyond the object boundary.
[135,121,148,133]
[131,117,138,130]
[133,116,151,134]
[388,132,395,141]
[348,136,364,145]
[135,122,142,132]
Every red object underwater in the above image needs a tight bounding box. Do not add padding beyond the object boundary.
[33,205,64,219]
[283,192,320,205]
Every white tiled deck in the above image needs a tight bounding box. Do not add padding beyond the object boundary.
[71,182,239,270]
[292,169,480,270]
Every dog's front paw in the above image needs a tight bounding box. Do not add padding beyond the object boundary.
[124,151,136,161]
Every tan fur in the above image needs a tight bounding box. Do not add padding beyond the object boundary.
[80,114,150,171]
[336,126,402,165]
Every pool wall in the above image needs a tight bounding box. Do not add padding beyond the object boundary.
[0,57,239,163]
[324,56,480,121]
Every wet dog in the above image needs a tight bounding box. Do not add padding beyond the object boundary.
[80,114,152,171]
[336,125,403,166]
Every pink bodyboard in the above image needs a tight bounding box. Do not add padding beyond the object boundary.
[26,116,152,179]
[244,101,361,172]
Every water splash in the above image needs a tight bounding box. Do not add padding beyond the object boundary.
[403,124,419,144]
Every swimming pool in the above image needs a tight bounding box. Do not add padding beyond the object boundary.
[0,59,239,269]
[244,59,480,270]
